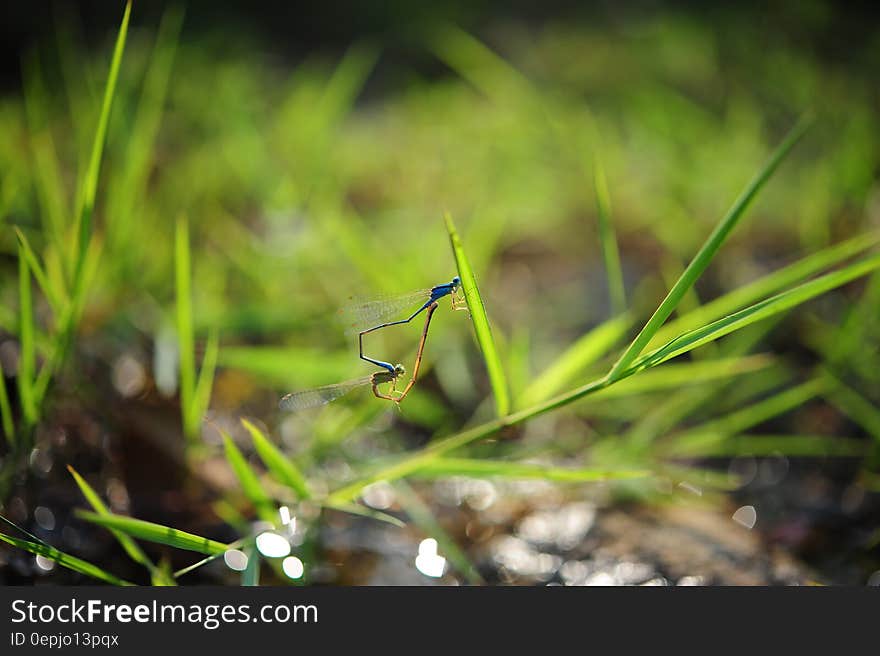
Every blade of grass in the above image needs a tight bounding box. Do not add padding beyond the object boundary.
[21,54,68,260]
[14,227,63,313]
[428,23,535,103]
[822,372,880,444]
[321,502,406,528]
[608,114,813,381]
[666,379,828,454]
[175,214,196,442]
[70,0,131,281]
[218,346,352,388]
[241,544,260,586]
[664,434,867,458]
[0,368,13,445]
[31,236,104,410]
[0,514,48,546]
[53,5,97,161]
[648,231,880,350]
[583,354,774,400]
[0,531,133,585]
[67,465,171,583]
[17,242,37,428]
[242,419,312,501]
[594,154,626,315]
[623,321,792,449]
[394,480,483,584]
[320,42,379,125]
[173,537,251,579]
[75,510,228,555]
[658,464,743,491]
[173,551,227,580]
[445,212,509,416]
[631,253,880,372]
[106,6,183,250]
[412,458,651,482]
[222,433,278,525]
[827,271,880,370]
[191,329,219,435]
[517,313,631,407]
[504,325,532,402]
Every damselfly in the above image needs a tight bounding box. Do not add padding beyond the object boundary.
[281,293,446,411]
[338,277,465,374]
[279,364,406,411]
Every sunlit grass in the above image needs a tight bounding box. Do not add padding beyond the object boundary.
[0,5,878,586]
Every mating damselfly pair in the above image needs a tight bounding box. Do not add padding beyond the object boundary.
[279,277,466,411]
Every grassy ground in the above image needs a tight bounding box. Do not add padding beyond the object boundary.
[1,3,879,585]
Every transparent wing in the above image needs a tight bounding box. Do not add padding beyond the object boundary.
[337,289,431,336]
[279,376,373,412]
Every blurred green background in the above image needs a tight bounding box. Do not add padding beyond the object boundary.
[0,1,878,586]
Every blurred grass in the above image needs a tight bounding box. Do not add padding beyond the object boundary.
[76,511,229,555]
[243,418,312,500]
[67,465,170,584]
[0,5,879,584]
[608,114,813,380]
[445,212,509,416]
[0,531,133,585]
[222,431,278,524]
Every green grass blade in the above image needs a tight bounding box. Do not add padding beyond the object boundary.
[412,458,650,482]
[242,419,312,501]
[191,329,219,434]
[648,231,880,351]
[394,481,483,584]
[321,502,406,528]
[594,154,626,315]
[175,214,196,442]
[608,114,812,380]
[428,23,534,102]
[106,5,183,249]
[241,544,260,586]
[71,0,131,277]
[29,236,104,412]
[666,379,827,454]
[0,365,13,445]
[174,549,232,580]
[517,314,631,407]
[631,253,880,372]
[222,432,278,524]
[217,346,352,388]
[326,376,613,505]
[659,464,743,491]
[826,271,880,370]
[53,5,97,161]
[321,42,379,124]
[14,227,64,313]
[584,354,774,400]
[17,241,37,427]
[823,373,880,444]
[21,54,68,259]
[67,465,172,583]
[622,328,790,449]
[75,510,228,555]
[0,514,47,547]
[445,212,510,416]
[664,434,867,458]
[0,531,133,585]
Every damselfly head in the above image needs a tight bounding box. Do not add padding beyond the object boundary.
[452,276,461,289]
[394,363,406,377]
